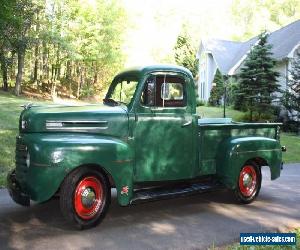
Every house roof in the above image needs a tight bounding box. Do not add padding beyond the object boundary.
[268,20,300,60]
[197,19,300,75]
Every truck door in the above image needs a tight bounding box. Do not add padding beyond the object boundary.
[134,73,195,182]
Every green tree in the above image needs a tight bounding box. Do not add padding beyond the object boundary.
[11,0,38,96]
[231,0,300,41]
[0,0,127,98]
[208,70,224,106]
[236,32,280,121]
[174,28,199,103]
[174,31,198,78]
[0,0,19,91]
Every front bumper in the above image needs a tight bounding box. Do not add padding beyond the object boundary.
[7,170,30,206]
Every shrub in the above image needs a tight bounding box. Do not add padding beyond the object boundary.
[196,99,205,106]
[238,111,276,122]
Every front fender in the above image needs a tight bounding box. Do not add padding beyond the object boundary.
[18,133,134,206]
[216,137,282,189]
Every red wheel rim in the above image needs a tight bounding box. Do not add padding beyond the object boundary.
[74,176,103,220]
[238,165,257,197]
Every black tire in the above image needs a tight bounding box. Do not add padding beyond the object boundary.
[60,166,111,229]
[234,162,261,204]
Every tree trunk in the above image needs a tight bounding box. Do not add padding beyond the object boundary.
[93,63,98,85]
[9,52,16,88]
[42,40,47,81]
[250,98,253,122]
[0,48,8,91]
[66,60,72,97]
[33,11,40,83]
[66,60,71,80]
[33,44,39,82]
[77,64,82,98]
[54,44,61,81]
[15,50,25,96]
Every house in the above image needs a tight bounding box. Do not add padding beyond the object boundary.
[196,20,300,102]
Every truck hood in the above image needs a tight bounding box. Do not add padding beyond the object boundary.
[20,104,128,137]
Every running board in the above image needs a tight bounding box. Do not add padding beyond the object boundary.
[130,182,223,205]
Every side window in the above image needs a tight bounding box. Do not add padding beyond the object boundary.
[141,75,186,107]
[110,79,138,105]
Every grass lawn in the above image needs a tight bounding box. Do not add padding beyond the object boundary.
[280,133,300,164]
[0,92,299,186]
[0,91,50,187]
[197,105,244,121]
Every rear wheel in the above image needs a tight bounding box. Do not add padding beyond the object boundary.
[234,163,261,204]
[60,167,110,229]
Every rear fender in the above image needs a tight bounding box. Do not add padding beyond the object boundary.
[216,137,282,189]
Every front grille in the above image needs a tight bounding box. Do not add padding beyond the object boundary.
[15,138,28,169]
[16,143,27,152]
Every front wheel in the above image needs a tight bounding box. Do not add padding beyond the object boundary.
[234,163,261,204]
[60,167,110,229]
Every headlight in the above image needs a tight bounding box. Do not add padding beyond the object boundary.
[21,120,28,130]
[26,152,30,168]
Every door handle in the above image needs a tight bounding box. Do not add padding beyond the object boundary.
[181,121,192,127]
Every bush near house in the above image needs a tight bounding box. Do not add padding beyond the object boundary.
[208,69,224,106]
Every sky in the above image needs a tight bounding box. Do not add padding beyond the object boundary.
[122,0,235,67]
[120,0,300,67]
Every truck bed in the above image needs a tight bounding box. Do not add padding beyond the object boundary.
[197,118,281,176]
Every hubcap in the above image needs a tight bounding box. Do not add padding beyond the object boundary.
[74,176,103,220]
[81,187,96,208]
[239,165,257,197]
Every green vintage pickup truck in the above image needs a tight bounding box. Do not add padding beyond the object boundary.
[8,65,284,229]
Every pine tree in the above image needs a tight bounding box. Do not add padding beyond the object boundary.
[237,32,280,121]
[174,29,199,102]
[174,32,198,78]
[208,69,224,106]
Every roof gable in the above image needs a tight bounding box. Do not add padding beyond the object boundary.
[268,20,300,60]
[198,19,300,75]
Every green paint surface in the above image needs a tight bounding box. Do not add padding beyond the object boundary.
[10,65,283,205]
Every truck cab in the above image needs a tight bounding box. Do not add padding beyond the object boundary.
[108,66,198,182]
[8,65,284,229]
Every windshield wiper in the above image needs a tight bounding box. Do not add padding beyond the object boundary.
[103,98,119,106]
[103,98,127,106]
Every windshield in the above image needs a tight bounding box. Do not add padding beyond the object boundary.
[105,76,139,106]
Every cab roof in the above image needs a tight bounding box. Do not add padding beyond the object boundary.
[115,64,194,79]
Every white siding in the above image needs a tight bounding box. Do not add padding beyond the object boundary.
[274,60,288,92]
[206,54,217,101]
[198,53,206,100]
[197,52,217,101]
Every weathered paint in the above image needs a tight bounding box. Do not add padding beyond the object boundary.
[12,65,283,206]
[16,133,134,206]
[215,136,281,189]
